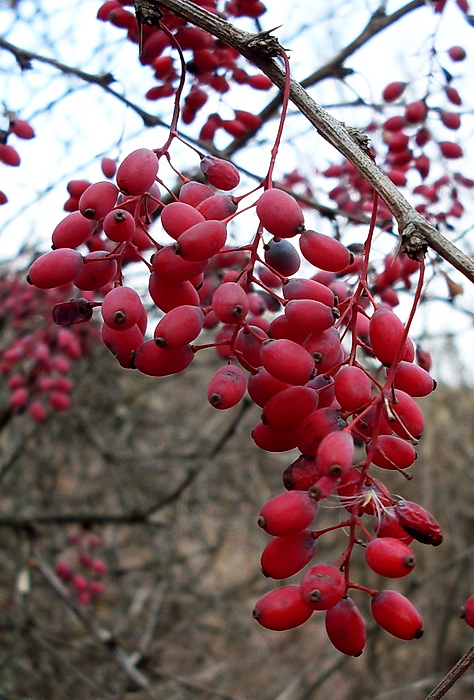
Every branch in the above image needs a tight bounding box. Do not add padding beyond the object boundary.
[0,36,164,128]
[141,0,474,283]
[424,644,474,700]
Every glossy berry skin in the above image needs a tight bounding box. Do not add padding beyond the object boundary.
[258,490,318,537]
[371,590,423,640]
[374,507,414,545]
[299,230,352,273]
[101,286,144,331]
[132,340,194,377]
[207,365,247,409]
[264,238,301,276]
[116,148,159,195]
[79,181,119,220]
[212,282,249,324]
[27,249,84,289]
[262,386,318,431]
[253,585,313,631]
[334,366,372,412]
[369,308,407,366]
[365,537,416,578]
[260,530,317,579]
[260,339,315,386]
[300,563,346,610]
[369,435,417,471]
[154,305,205,348]
[176,220,227,261]
[256,189,304,238]
[325,598,366,656]
[316,430,354,478]
[460,596,474,628]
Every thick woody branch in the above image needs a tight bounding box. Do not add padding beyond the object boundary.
[138,0,474,283]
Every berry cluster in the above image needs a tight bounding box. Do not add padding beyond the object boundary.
[0,111,35,205]
[97,0,268,141]
[320,36,473,226]
[23,0,472,656]
[55,528,107,606]
[27,134,441,653]
[0,267,99,422]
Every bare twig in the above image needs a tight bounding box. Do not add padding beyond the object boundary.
[424,645,474,700]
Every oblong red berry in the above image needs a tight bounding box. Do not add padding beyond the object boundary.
[365,537,416,578]
[369,308,407,366]
[256,189,304,238]
[27,249,84,289]
[258,490,318,536]
[116,148,159,195]
[300,563,345,610]
[132,340,194,376]
[261,530,317,579]
[176,220,227,261]
[207,365,247,409]
[299,230,352,272]
[154,305,204,348]
[51,211,95,249]
[212,282,249,324]
[325,598,366,656]
[393,499,442,546]
[253,585,313,631]
[260,339,315,386]
[79,181,119,220]
[101,286,145,331]
[371,590,423,640]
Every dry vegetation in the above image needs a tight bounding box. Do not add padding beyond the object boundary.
[1,344,474,700]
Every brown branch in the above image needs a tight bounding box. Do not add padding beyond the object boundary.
[424,644,474,700]
[141,0,474,283]
[0,36,164,128]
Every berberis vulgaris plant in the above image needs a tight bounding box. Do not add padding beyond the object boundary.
[15,0,474,679]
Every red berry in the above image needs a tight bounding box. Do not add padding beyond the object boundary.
[253,585,313,631]
[439,141,463,159]
[365,537,416,578]
[207,365,247,409]
[325,598,366,656]
[448,45,466,61]
[460,596,474,628]
[79,181,119,220]
[116,148,159,195]
[176,220,227,261]
[258,490,318,537]
[299,230,352,272]
[334,366,372,412]
[200,156,240,190]
[393,499,443,546]
[371,590,423,640]
[154,305,204,348]
[27,249,84,289]
[101,286,145,331]
[256,189,304,238]
[260,339,315,386]
[0,143,20,166]
[300,563,345,610]
[260,530,317,579]
[382,82,406,102]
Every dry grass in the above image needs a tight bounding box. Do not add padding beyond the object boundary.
[1,346,474,700]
